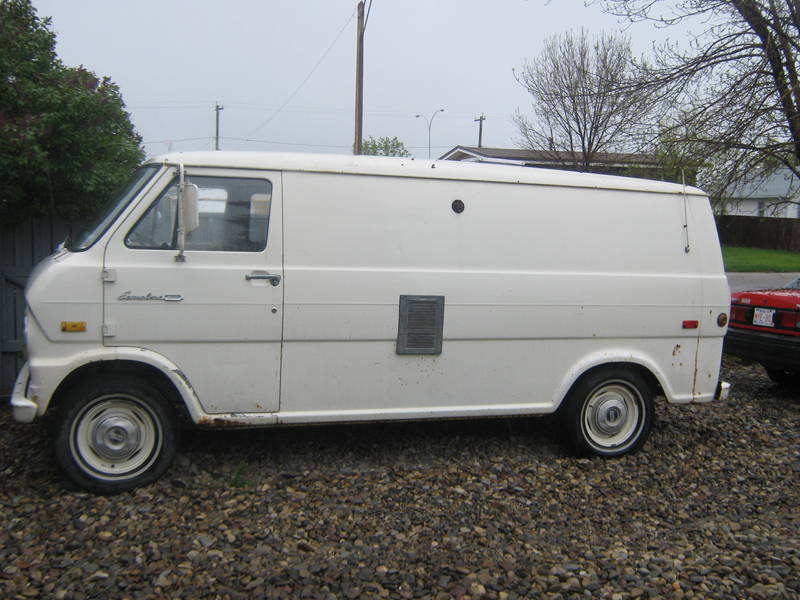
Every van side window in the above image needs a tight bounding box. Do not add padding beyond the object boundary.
[126,176,272,252]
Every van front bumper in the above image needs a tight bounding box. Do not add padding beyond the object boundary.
[10,362,37,423]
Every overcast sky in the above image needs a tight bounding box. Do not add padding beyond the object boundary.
[31,0,681,160]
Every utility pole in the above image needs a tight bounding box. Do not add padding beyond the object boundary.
[474,114,486,148]
[215,103,224,151]
[353,1,365,155]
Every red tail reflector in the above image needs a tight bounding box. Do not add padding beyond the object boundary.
[682,320,699,329]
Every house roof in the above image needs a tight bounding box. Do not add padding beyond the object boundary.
[727,167,800,200]
[439,146,663,168]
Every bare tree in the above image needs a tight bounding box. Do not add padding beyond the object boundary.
[592,0,800,203]
[513,29,655,171]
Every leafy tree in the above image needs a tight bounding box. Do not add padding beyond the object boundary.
[591,0,800,202]
[361,136,412,157]
[513,29,655,171]
[0,0,144,222]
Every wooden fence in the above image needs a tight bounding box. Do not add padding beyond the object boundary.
[715,214,800,252]
[1,217,77,396]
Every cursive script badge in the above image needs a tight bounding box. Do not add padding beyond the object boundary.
[117,291,183,302]
[118,291,166,301]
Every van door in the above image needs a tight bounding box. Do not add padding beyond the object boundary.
[102,168,283,414]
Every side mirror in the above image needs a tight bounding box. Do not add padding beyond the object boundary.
[181,183,199,234]
[175,172,199,262]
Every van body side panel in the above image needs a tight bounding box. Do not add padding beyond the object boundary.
[280,171,712,415]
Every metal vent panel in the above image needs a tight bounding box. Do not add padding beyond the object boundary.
[397,295,444,355]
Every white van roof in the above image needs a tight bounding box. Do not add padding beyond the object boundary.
[149,151,705,197]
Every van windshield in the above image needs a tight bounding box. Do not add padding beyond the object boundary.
[66,165,161,252]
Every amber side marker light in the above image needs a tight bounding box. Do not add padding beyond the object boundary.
[61,321,87,332]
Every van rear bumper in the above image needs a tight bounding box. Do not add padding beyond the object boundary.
[10,362,37,423]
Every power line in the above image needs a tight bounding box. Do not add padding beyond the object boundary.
[363,0,374,30]
[248,9,355,137]
[227,137,352,149]
[230,137,455,151]
[144,136,212,144]
[145,135,455,152]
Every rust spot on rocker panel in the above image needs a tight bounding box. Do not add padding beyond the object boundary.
[196,415,253,428]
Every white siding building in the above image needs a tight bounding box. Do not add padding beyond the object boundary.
[722,168,800,218]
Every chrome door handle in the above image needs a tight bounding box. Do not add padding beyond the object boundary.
[245,272,281,286]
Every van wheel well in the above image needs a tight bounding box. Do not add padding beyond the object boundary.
[560,362,662,412]
[50,361,190,426]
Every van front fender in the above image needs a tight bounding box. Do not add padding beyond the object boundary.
[32,347,204,421]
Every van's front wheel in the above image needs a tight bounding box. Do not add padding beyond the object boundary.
[563,368,653,457]
[54,376,178,493]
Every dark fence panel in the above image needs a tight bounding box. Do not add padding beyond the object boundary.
[715,214,800,252]
[0,217,78,396]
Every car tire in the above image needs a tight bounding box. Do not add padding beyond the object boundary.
[563,367,654,457]
[764,366,800,389]
[53,375,178,494]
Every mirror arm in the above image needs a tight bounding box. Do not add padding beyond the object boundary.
[175,163,187,263]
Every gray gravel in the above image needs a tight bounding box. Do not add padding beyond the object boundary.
[1,358,799,599]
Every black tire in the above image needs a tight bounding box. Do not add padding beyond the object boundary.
[53,375,178,494]
[764,366,800,388]
[562,367,654,457]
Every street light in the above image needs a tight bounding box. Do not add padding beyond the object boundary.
[415,109,444,159]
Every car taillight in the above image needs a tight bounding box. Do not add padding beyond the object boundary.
[731,305,747,323]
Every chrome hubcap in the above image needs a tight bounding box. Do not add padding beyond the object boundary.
[71,395,162,480]
[590,395,629,436]
[92,412,142,461]
[582,381,643,450]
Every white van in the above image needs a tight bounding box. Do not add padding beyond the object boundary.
[11,152,730,492]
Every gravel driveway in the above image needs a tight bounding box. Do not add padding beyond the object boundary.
[1,358,798,600]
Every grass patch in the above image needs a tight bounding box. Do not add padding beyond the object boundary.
[723,246,800,272]
[229,462,252,488]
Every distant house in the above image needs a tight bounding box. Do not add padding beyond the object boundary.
[721,167,800,218]
[439,146,694,184]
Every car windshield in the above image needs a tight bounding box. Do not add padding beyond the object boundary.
[783,277,800,289]
[66,165,161,252]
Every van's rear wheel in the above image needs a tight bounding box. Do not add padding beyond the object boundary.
[54,376,177,494]
[563,367,653,457]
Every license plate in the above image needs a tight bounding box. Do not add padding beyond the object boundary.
[753,307,775,327]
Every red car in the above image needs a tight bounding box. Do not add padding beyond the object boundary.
[726,277,800,386]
